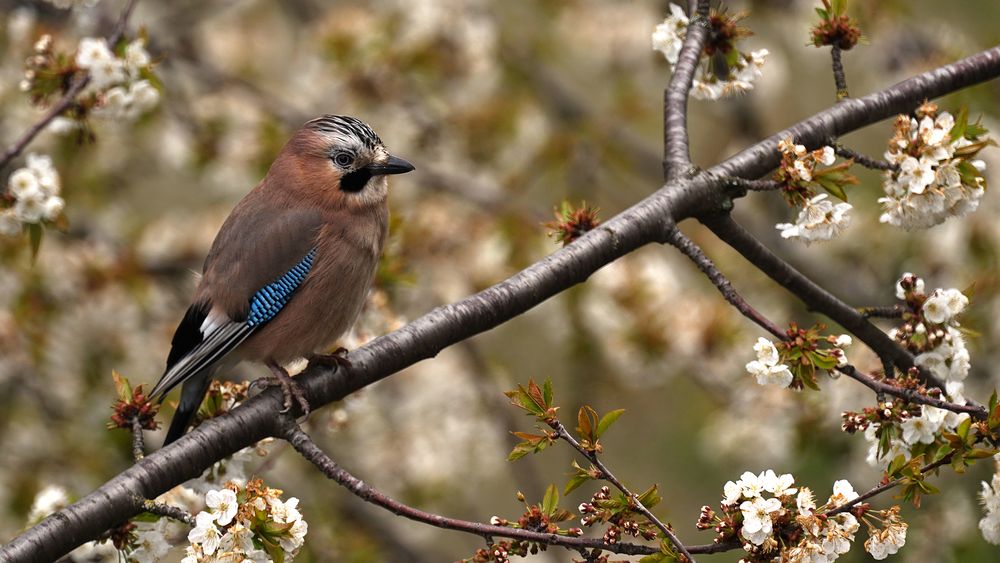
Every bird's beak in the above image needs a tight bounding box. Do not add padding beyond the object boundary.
[366,154,415,176]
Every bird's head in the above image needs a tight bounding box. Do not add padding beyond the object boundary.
[280,115,414,210]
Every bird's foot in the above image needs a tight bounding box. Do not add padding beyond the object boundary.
[309,347,352,370]
[260,362,310,416]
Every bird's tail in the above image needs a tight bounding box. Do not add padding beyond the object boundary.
[162,372,212,446]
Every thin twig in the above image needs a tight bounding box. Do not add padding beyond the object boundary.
[280,422,664,557]
[723,177,783,193]
[666,228,785,339]
[837,364,989,420]
[663,0,712,181]
[832,143,897,171]
[130,416,145,461]
[138,499,195,526]
[549,421,697,563]
[0,0,139,173]
[837,364,987,419]
[831,45,849,100]
[701,214,951,392]
[825,454,953,518]
[859,305,905,319]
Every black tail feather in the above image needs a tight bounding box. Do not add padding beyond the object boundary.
[162,372,211,446]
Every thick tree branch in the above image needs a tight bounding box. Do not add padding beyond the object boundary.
[6,45,1000,563]
[663,0,711,181]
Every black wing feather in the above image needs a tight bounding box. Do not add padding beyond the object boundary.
[165,302,209,372]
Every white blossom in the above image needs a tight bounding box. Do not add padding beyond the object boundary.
[864,523,907,560]
[650,4,689,65]
[130,521,172,563]
[776,194,852,244]
[979,457,1000,545]
[828,479,858,506]
[900,406,945,445]
[188,511,222,556]
[739,496,781,545]
[27,485,70,523]
[205,488,238,526]
[880,111,987,229]
[746,359,793,388]
[895,273,924,300]
[746,337,793,388]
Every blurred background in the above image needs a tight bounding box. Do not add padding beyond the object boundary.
[0,0,999,560]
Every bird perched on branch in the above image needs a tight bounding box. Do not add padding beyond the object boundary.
[149,115,414,446]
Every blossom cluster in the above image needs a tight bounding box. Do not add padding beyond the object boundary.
[892,273,970,390]
[745,328,850,390]
[858,273,971,466]
[878,102,990,229]
[700,471,906,561]
[745,337,793,388]
[773,138,856,244]
[20,34,159,124]
[979,455,1000,545]
[74,36,159,121]
[651,4,770,101]
[1,154,65,236]
[184,480,307,562]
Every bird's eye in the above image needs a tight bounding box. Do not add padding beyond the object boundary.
[333,152,354,167]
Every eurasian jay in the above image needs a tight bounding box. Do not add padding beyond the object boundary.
[149,115,414,446]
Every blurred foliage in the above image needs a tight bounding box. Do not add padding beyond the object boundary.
[0,0,999,561]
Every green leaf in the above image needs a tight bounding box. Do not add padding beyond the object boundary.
[597,409,626,438]
[950,106,969,143]
[27,223,43,262]
[887,454,908,477]
[262,538,285,563]
[508,431,552,461]
[932,444,951,463]
[809,350,839,370]
[132,511,162,523]
[565,474,590,495]
[542,484,559,517]
[577,405,598,442]
[815,8,829,19]
[957,416,972,441]
[542,378,554,407]
[831,0,847,16]
[967,448,998,460]
[636,484,661,508]
[815,176,849,201]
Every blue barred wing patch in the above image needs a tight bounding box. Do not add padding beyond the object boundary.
[246,248,317,327]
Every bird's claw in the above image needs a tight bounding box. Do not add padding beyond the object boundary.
[262,363,311,418]
[309,347,352,370]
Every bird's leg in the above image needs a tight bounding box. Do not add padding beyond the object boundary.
[260,361,310,416]
[308,347,352,370]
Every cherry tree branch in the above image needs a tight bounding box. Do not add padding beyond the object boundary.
[0,0,139,173]
[5,44,1000,563]
[831,45,849,99]
[663,0,711,181]
[837,364,987,418]
[548,420,696,562]
[280,421,670,557]
[831,142,897,171]
[666,228,785,339]
[699,214,949,390]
